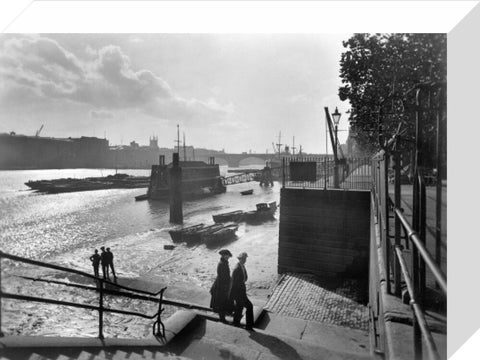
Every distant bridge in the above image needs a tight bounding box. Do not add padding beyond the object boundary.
[194,153,325,167]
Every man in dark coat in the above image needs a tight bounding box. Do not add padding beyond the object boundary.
[100,246,109,280]
[229,252,254,331]
[106,247,117,281]
[89,249,101,278]
[210,249,233,323]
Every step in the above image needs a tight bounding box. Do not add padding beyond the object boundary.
[167,316,373,360]
[258,312,371,355]
[196,305,264,328]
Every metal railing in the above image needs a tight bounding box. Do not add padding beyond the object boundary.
[281,156,372,190]
[0,251,169,339]
[372,153,446,360]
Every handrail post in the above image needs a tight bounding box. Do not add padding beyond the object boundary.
[435,85,445,288]
[393,148,402,297]
[98,279,104,339]
[412,87,423,359]
[383,153,391,294]
[0,253,3,337]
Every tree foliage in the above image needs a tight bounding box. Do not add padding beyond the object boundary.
[339,33,446,162]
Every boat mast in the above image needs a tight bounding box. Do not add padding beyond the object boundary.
[175,124,181,155]
[292,136,296,155]
[276,131,282,157]
[183,132,186,161]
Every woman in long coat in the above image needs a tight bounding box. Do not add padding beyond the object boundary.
[210,249,233,322]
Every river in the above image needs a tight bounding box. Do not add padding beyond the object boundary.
[0,167,280,338]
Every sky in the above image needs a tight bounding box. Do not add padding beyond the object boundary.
[0,33,351,154]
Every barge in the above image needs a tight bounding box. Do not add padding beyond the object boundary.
[25,173,150,194]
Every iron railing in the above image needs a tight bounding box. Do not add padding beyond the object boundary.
[281,156,372,190]
[370,82,446,360]
[0,251,169,339]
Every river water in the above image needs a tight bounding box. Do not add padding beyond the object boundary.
[0,167,280,338]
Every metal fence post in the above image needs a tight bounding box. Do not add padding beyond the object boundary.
[383,154,391,294]
[99,280,104,339]
[393,149,402,297]
[0,254,3,337]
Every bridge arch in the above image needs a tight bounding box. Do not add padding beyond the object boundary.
[238,156,268,167]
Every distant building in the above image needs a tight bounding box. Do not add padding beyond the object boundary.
[0,132,109,169]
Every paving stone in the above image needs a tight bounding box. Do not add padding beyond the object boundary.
[264,273,369,331]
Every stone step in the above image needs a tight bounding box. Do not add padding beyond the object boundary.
[196,305,264,328]
[257,311,371,355]
[167,315,373,360]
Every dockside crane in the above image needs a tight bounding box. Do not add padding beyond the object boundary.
[35,124,44,137]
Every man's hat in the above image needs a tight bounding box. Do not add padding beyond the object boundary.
[237,252,248,259]
[100,246,105,250]
[219,249,232,257]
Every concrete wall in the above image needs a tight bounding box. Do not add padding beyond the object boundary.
[278,188,370,277]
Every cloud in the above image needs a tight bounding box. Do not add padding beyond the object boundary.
[90,109,115,119]
[287,94,311,104]
[0,35,233,123]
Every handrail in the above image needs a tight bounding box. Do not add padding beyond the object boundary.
[394,208,447,293]
[1,251,162,296]
[0,251,170,338]
[394,246,441,360]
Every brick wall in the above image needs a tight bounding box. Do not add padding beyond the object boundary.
[278,188,370,277]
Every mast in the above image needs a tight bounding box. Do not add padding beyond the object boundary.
[276,131,282,156]
[175,124,181,154]
[292,136,296,155]
[183,132,186,161]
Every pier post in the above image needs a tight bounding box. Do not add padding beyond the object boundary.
[169,153,183,224]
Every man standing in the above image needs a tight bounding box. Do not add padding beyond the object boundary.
[106,247,117,282]
[89,249,101,278]
[229,252,254,331]
[100,246,109,280]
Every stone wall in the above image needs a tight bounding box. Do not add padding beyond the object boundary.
[278,188,370,277]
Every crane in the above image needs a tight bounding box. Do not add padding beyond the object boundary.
[35,124,44,137]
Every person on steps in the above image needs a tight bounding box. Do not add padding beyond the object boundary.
[210,249,233,323]
[229,252,254,331]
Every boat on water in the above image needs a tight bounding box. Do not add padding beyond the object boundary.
[213,201,277,224]
[25,173,150,194]
[169,222,238,244]
[212,210,244,223]
[139,160,226,200]
[135,194,149,201]
[240,189,254,195]
[244,201,278,223]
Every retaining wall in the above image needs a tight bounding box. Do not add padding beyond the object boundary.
[278,188,370,277]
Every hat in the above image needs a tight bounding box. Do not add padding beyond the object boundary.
[237,252,248,259]
[100,246,105,250]
[219,249,232,257]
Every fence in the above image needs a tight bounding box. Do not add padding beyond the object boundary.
[281,156,372,190]
[370,82,447,360]
[0,252,170,339]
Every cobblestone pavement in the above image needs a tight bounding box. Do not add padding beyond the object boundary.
[264,273,369,331]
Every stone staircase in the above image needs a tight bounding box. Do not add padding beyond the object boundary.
[1,309,375,360]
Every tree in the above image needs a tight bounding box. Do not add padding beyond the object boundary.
[339,33,446,165]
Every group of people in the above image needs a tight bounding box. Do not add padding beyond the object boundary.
[89,246,117,282]
[210,250,254,331]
